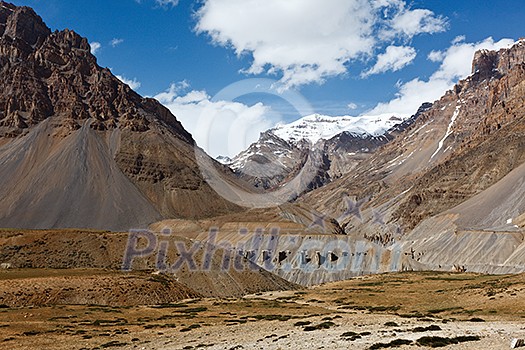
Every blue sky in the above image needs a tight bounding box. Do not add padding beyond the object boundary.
[10,0,525,157]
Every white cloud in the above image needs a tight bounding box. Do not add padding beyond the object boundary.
[425,36,514,82]
[362,45,416,77]
[90,42,101,55]
[195,0,446,89]
[367,37,515,117]
[155,0,179,7]
[385,8,446,39]
[347,102,358,110]
[451,35,466,45]
[427,50,444,62]
[154,82,277,158]
[116,75,141,90]
[110,38,124,47]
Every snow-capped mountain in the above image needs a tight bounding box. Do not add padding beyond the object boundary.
[227,108,428,192]
[271,113,405,145]
[215,155,233,164]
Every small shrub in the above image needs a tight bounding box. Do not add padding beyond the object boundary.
[22,330,40,336]
[368,305,400,312]
[92,318,127,326]
[411,325,441,332]
[316,321,336,329]
[341,331,359,337]
[303,321,335,331]
[152,303,188,309]
[341,331,361,341]
[368,339,412,349]
[416,335,480,347]
[179,324,201,332]
[224,319,247,324]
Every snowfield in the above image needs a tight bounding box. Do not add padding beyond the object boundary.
[272,113,406,145]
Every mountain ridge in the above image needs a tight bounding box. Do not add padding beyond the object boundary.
[271,112,405,145]
[302,38,525,240]
[0,1,243,230]
[227,107,428,194]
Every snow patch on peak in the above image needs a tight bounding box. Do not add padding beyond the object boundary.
[271,113,406,145]
[216,155,232,164]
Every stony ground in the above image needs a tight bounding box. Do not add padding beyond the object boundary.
[1,271,524,349]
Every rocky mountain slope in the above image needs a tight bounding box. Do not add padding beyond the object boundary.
[304,40,525,233]
[187,42,525,286]
[276,38,525,277]
[0,229,298,300]
[228,112,423,193]
[0,2,243,230]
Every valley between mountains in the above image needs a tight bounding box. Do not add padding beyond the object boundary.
[1,1,525,349]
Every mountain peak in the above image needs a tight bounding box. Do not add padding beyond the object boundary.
[271,113,404,145]
[0,2,242,230]
[1,1,50,46]
[0,2,193,142]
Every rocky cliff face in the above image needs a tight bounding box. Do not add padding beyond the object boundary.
[302,39,525,245]
[0,2,241,230]
[0,3,191,137]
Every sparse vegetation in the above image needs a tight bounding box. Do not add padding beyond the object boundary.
[416,335,481,347]
[224,319,247,325]
[341,331,372,341]
[303,321,336,331]
[21,330,41,336]
[0,271,523,349]
[411,324,441,332]
[100,341,129,348]
[180,324,202,332]
[152,303,190,309]
[368,339,412,349]
[427,306,463,314]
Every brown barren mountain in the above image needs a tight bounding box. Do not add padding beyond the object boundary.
[0,1,242,231]
[303,40,525,237]
[274,39,525,279]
